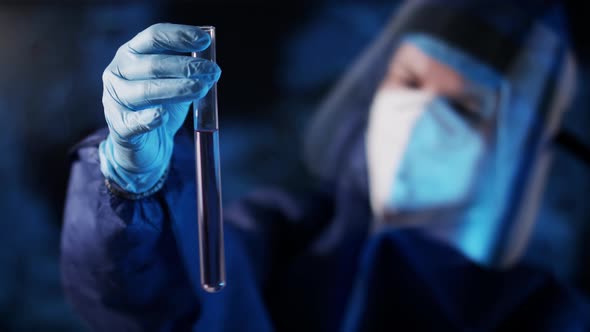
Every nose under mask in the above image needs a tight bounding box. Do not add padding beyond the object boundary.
[365,89,485,221]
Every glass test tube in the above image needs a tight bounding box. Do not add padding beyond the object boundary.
[192,26,226,293]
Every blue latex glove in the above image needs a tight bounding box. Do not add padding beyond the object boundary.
[99,23,221,195]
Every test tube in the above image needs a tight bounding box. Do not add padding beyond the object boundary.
[192,26,226,293]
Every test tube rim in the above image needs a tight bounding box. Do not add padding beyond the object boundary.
[198,25,216,32]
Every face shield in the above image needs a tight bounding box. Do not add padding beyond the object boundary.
[303,1,579,268]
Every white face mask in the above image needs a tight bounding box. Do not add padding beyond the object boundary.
[365,89,486,221]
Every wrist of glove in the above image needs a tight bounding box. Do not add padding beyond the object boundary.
[99,128,173,196]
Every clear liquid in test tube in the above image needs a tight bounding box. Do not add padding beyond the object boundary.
[192,26,225,293]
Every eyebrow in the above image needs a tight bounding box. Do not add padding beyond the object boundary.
[392,60,422,82]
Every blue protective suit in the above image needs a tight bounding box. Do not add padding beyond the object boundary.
[61,1,590,331]
[61,126,590,332]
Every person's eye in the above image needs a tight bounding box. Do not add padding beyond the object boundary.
[447,99,482,124]
[391,65,421,89]
[402,76,421,89]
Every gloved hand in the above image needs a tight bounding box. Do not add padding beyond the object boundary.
[99,23,221,196]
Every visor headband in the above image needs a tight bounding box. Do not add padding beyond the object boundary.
[397,3,532,74]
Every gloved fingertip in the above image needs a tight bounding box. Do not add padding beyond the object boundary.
[213,65,222,81]
[187,59,221,79]
[204,61,222,79]
[200,74,220,87]
[201,62,221,83]
[191,27,212,51]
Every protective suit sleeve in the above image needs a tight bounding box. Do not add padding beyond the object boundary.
[60,127,331,331]
[60,128,202,331]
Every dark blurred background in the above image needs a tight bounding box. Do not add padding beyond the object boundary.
[0,1,589,331]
